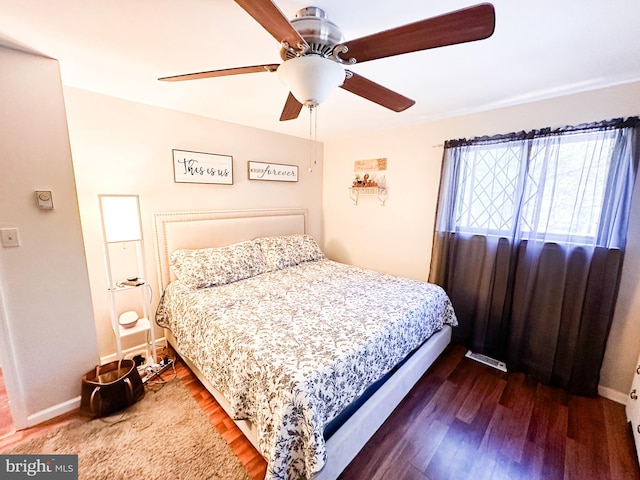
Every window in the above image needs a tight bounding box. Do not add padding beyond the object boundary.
[445,129,620,245]
[454,142,522,234]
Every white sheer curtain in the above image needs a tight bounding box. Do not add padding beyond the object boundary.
[430,118,639,395]
[438,123,636,248]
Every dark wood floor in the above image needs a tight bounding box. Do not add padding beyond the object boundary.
[1,344,638,480]
[340,344,640,480]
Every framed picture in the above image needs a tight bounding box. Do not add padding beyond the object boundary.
[173,149,233,185]
[248,161,298,182]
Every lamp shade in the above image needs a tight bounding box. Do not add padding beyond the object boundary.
[277,55,345,106]
[99,195,142,243]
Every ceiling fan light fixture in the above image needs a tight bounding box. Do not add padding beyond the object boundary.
[277,55,345,107]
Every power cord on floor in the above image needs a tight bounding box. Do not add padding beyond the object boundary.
[143,348,177,392]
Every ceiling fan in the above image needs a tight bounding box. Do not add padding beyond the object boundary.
[159,1,496,122]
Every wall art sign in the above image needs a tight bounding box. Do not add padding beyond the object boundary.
[248,161,298,182]
[173,149,233,185]
[354,158,387,172]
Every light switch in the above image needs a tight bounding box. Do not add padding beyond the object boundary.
[35,190,54,209]
[0,228,20,247]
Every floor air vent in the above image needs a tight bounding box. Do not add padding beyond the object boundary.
[465,350,507,372]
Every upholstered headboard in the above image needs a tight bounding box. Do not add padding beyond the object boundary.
[153,208,308,290]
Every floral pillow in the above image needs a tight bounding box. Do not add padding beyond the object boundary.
[170,240,267,289]
[255,234,325,271]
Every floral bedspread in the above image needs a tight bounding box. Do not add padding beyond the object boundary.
[156,259,457,479]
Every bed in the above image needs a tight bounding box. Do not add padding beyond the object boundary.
[153,208,456,480]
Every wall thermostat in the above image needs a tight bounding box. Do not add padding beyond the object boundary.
[35,190,54,209]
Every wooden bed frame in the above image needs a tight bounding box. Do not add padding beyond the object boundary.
[153,208,452,479]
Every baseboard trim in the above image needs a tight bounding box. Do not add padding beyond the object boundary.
[26,396,81,428]
[598,385,627,405]
[26,336,169,429]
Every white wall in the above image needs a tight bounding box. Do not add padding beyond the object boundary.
[323,81,640,399]
[0,46,99,426]
[62,87,323,360]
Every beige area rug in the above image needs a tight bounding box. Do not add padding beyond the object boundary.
[7,379,251,480]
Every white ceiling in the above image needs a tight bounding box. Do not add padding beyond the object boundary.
[1,0,639,140]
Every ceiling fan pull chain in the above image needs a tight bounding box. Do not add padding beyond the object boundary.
[314,105,318,169]
[308,105,314,173]
[307,105,319,173]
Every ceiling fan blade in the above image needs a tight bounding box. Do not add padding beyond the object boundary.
[338,3,495,64]
[341,71,415,112]
[158,64,279,82]
[234,0,308,52]
[280,92,304,121]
